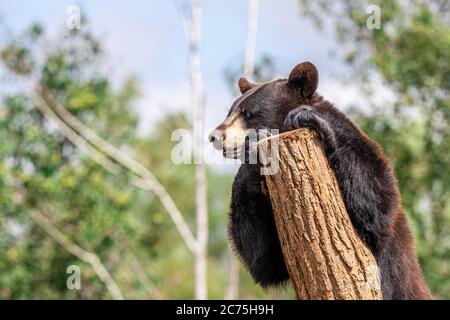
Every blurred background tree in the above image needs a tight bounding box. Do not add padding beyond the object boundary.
[0,22,151,299]
[298,0,450,298]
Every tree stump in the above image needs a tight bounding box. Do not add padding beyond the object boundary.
[258,128,382,300]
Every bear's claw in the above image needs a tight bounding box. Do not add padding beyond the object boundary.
[283,105,316,131]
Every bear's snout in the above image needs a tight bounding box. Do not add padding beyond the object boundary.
[210,115,248,158]
[208,129,224,150]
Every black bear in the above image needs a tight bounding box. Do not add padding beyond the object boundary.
[209,61,431,300]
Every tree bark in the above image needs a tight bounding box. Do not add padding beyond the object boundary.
[258,128,383,300]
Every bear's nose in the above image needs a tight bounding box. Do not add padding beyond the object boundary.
[208,129,222,143]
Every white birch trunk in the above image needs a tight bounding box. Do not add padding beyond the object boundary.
[244,0,259,78]
[181,0,209,300]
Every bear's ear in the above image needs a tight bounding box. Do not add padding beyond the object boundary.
[288,62,318,98]
[238,77,256,94]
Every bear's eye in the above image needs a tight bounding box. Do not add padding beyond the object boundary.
[243,109,254,119]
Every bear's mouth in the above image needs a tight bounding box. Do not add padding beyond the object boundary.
[222,147,241,159]
[221,134,264,160]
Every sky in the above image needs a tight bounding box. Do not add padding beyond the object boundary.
[0,0,370,168]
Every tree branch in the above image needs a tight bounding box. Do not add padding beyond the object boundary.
[32,94,121,175]
[126,251,162,300]
[33,86,198,254]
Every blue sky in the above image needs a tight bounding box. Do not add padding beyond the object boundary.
[0,0,361,136]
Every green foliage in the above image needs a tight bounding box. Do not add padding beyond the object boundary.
[299,0,450,298]
[0,23,150,298]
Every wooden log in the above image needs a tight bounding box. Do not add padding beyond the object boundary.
[257,128,382,300]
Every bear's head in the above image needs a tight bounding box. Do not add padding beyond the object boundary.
[209,61,319,158]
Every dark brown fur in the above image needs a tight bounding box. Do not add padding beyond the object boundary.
[210,62,432,299]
